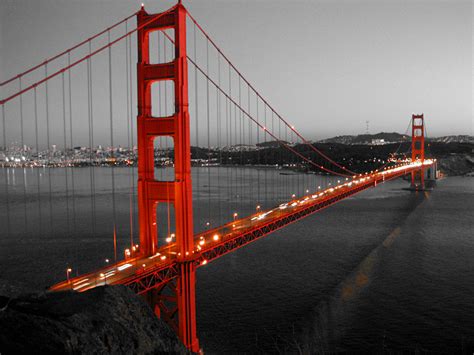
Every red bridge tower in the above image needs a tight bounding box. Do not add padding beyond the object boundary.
[411,113,425,190]
[136,3,199,352]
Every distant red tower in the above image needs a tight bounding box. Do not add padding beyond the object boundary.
[136,3,199,352]
[411,113,425,190]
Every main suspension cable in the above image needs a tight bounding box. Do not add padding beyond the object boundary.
[188,57,352,178]
[0,12,138,87]
[185,10,356,176]
[1,5,177,105]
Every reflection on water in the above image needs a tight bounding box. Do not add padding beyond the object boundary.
[0,168,473,353]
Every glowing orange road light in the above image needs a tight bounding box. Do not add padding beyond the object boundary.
[213,234,219,241]
[291,194,296,199]
[100,272,106,284]
[256,205,261,212]
[233,212,238,221]
[66,268,72,283]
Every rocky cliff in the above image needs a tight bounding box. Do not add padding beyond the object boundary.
[0,285,189,354]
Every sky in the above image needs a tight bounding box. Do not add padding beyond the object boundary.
[0,0,472,148]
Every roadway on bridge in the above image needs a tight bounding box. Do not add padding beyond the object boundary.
[50,161,432,293]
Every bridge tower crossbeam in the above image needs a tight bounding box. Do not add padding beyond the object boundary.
[136,3,199,352]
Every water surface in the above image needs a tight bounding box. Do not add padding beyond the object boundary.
[0,168,472,353]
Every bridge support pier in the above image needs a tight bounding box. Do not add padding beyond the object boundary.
[176,261,199,351]
[136,3,199,352]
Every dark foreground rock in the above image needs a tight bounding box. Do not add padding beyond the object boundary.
[0,285,189,354]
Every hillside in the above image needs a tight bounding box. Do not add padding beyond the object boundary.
[318,133,473,145]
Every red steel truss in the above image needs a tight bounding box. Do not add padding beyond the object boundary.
[122,164,420,295]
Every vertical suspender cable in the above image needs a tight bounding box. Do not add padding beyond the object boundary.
[1,103,5,150]
[234,98,237,214]
[125,21,131,151]
[2,104,10,236]
[228,65,233,218]
[19,77,28,233]
[233,100,237,214]
[33,88,42,234]
[206,38,211,228]
[61,72,70,237]
[87,41,95,236]
[45,65,50,157]
[271,110,275,203]
[193,22,200,228]
[247,84,251,210]
[128,24,136,243]
[45,63,53,234]
[279,113,282,202]
[67,52,77,270]
[125,21,134,249]
[217,54,222,225]
[292,131,296,196]
[225,63,232,217]
[256,96,260,205]
[234,86,237,213]
[264,104,267,206]
[108,30,117,262]
[19,77,24,147]
[90,42,96,234]
[238,76,243,214]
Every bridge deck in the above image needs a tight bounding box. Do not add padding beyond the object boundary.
[50,162,432,294]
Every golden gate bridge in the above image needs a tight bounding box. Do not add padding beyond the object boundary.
[0,2,436,352]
